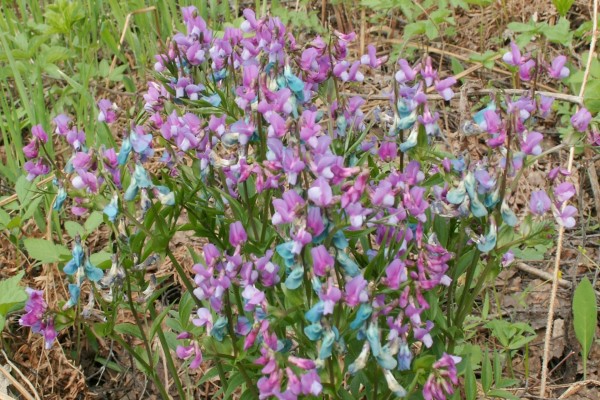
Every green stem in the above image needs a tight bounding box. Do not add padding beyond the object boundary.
[455,254,496,328]
[148,303,186,400]
[453,249,481,329]
[166,248,204,308]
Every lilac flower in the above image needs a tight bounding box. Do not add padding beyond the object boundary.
[553,204,577,228]
[571,107,592,132]
[272,190,305,225]
[530,190,551,215]
[300,370,322,396]
[384,259,407,289]
[307,207,325,237]
[31,124,48,143]
[554,182,576,203]
[176,341,203,369]
[502,250,515,268]
[320,280,342,315]
[311,245,334,277]
[97,99,117,123]
[435,77,457,101]
[421,57,437,87]
[423,353,461,400]
[24,160,49,181]
[19,288,46,332]
[242,285,265,311]
[395,59,418,83]
[308,177,333,207]
[502,42,524,66]
[229,221,247,247]
[519,59,536,81]
[521,131,543,155]
[53,114,71,134]
[345,275,369,307]
[360,44,387,68]
[538,95,554,118]
[548,55,569,79]
[378,141,397,162]
[23,140,38,159]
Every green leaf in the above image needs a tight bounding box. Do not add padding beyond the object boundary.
[84,211,104,233]
[0,272,28,330]
[584,80,600,113]
[223,373,246,399]
[114,323,144,340]
[64,221,85,239]
[23,238,71,263]
[482,348,492,393]
[507,22,535,33]
[488,389,520,399]
[573,277,597,362]
[552,0,575,17]
[465,360,477,400]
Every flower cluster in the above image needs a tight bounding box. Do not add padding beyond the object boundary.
[19,5,598,399]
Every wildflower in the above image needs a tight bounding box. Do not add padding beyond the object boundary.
[97,99,118,123]
[421,57,437,87]
[502,42,524,66]
[24,160,49,181]
[547,55,569,79]
[521,131,543,155]
[361,44,387,68]
[423,353,461,400]
[530,190,551,215]
[554,182,576,203]
[435,77,457,101]
[553,204,577,228]
[383,369,407,397]
[571,107,592,132]
[395,59,418,83]
[229,221,247,247]
[31,124,48,143]
[311,245,334,277]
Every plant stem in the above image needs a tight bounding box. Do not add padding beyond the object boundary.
[453,248,481,328]
[148,303,186,400]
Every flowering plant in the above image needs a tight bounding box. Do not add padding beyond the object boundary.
[18,6,597,399]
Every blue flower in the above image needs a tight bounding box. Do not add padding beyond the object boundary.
[117,137,132,166]
[399,126,418,152]
[305,301,325,323]
[366,322,382,357]
[336,252,360,277]
[477,218,497,253]
[397,341,412,371]
[319,329,335,360]
[276,241,295,268]
[63,283,81,309]
[201,93,221,107]
[501,201,518,226]
[332,230,348,250]
[103,195,119,222]
[210,316,228,342]
[350,303,372,330]
[284,267,304,290]
[53,187,67,211]
[84,258,103,282]
[304,323,323,341]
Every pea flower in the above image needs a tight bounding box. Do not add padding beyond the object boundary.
[571,107,592,132]
[423,353,461,400]
[530,190,551,215]
[547,55,569,79]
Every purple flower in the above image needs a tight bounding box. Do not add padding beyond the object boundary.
[571,107,592,132]
[345,275,369,307]
[384,259,407,289]
[360,44,387,68]
[242,285,265,311]
[308,177,333,207]
[519,59,536,81]
[538,95,554,118]
[554,182,576,203]
[378,140,397,162]
[548,55,569,79]
[312,245,334,277]
[272,190,305,225]
[320,280,342,315]
[300,370,322,396]
[23,140,38,159]
[502,42,523,66]
[423,353,461,400]
[521,131,543,155]
[41,318,57,349]
[192,308,213,330]
[530,190,551,215]
[229,221,247,247]
[307,207,325,237]
[97,99,117,123]
[435,77,457,101]
[31,124,48,143]
[553,204,577,228]
[421,57,437,87]
[24,160,49,181]
[395,59,418,83]
[53,114,71,134]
